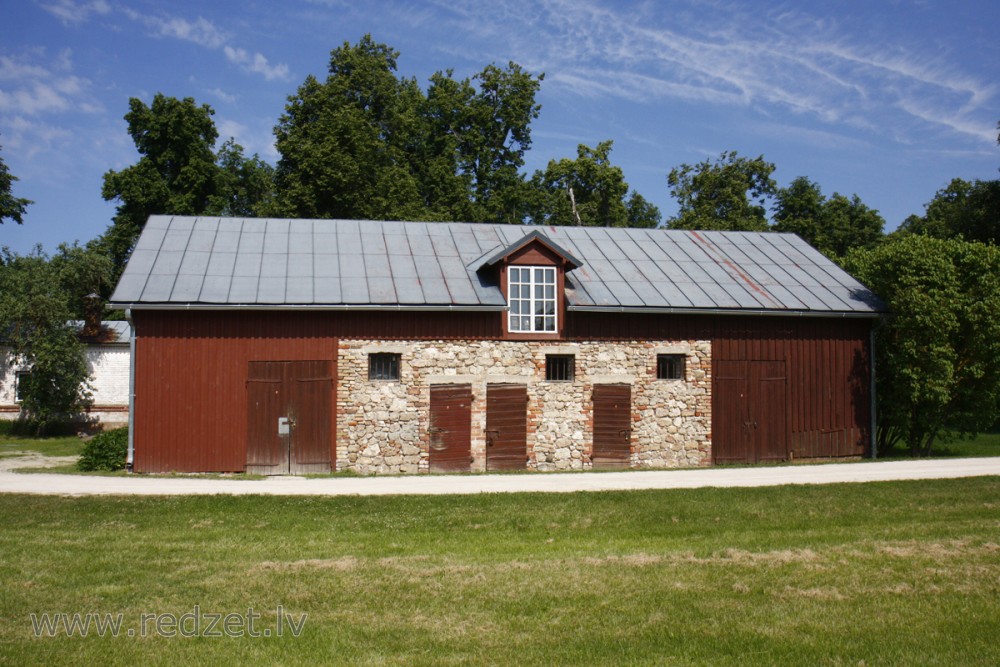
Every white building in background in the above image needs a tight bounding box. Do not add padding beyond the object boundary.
[0,320,130,430]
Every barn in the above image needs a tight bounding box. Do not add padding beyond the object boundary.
[109,215,883,474]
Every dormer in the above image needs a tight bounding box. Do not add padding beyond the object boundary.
[474,230,582,340]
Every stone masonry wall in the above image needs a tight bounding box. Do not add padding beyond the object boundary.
[337,339,711,474]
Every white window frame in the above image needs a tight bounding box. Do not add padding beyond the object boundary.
[507,266,557,334]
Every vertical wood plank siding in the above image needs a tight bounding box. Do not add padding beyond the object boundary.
[133,309,871,472]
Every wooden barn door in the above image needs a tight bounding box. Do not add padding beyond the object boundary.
[592,384,632,469]
[486,384,528,471]
[713,360,787,464]
[246,361,333,475]
[428,384,473,472]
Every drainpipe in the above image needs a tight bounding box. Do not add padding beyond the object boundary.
[125,308,135,472]
[869,327,877,459]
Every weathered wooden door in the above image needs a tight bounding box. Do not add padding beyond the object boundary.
[247,361,333,474]
[592,384,632,468]
[713,360,787,464]
[486,384,528,471]
[428,384,473,472]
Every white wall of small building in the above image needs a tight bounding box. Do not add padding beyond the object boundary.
[0,344,130,427]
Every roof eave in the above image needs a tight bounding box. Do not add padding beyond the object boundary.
[567,305,883,319]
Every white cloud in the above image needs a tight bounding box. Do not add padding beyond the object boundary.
[0,54,100,116]
[207,88,237,105]
[40,0,110,25]
[118,8,291,82]
[434,0,997,148]
[121,9,229,49]
[223,47,291,82]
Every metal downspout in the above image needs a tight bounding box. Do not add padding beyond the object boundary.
[125,308,135,472]
[870,326,877,459]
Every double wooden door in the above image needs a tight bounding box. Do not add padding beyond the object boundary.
[713,360,788,464]
[246,361,333,475]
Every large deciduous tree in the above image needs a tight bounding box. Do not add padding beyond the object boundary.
[844,235,1000,456]
[100,94,274,279]
[273,35,543,224]
[773,176,884,258]
[0,141,33,225]
[667,151,776,231]
[528,140,660,228]
[896,178,1000,245]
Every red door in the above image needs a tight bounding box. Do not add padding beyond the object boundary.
[247,361,333,474]
[486,384,528,471]
[712,360,787,464]
[428,384,473,472]
[592,384,632,468]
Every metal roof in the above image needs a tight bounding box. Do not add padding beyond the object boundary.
[109,216,884,317]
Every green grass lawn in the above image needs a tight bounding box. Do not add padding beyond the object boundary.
[0,433,82,458]
[1,479,999,665]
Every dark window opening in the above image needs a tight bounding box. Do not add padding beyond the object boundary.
[369,353,401,381]
[545,355,575,382]
[14,371,29,403]
[657,354,685,380]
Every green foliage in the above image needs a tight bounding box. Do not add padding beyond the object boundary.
[896,177,1000,245]
[273,35,543,224]
[844,235,1000,455]
[76,427,128,471]
[0,247,104,433]
[100,94,275,279]
[528,140,660,227]
[667,151,776,231]
[0,141,33,224]
[773,176,884,258]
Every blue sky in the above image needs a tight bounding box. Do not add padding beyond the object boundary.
[1,0,997,254]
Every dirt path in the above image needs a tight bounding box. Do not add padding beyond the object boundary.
[1,457,999,497]
[0,452,78,473]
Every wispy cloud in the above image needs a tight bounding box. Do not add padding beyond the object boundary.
[39,0,110,25]
[115,7,291,82]
[434,0,997,148]
[223,47,291,82]
[122,9,228,49]
[0,51,99,156]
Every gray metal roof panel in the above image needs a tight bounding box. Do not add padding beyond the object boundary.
[111,217,882,313]
[286,277,313,303]
[171,274,204,301]
[233,253,262,278]
[199,275,232,302]
[313,277,341,303]
[226,276,257,302]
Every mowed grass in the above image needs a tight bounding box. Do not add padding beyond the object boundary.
[1,479,999,665]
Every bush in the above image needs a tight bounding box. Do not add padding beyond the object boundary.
[77,427,128,472]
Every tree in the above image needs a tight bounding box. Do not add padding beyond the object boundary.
[773,177,884,258]
[212,139,276,217]
[667,151,776,231]
[273,35,544,223]
[844,235,1000,456]
[896,178,1000,245]
[0,141,32,224]
[100,94,276,279]
[528,140,660,227]
[0,245,111,433]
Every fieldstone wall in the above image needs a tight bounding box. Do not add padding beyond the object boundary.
[337,339,711,474]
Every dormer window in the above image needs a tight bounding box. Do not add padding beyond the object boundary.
[508,266,556,333]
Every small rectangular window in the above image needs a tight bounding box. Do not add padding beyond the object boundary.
[545,355,574,382]
[14,371,29,403]
[369,353,401,381]
[508,265,557,333]
[656,354,685,380]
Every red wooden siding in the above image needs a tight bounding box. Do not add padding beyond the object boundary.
[133,312,340,473]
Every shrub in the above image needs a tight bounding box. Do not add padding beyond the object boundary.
[77,427,128,472]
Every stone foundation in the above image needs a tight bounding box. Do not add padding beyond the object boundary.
[337,339,711,474]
